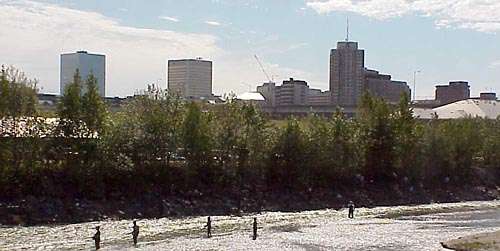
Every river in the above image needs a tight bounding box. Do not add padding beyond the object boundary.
[1,200,499,250]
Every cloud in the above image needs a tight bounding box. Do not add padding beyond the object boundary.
[205,20,222,26]
[489,60,500,69]
[288,42,309,50]
[0,0,220,96]
[306,0,500,32]
[213,54,328,94]
[0,0,320,97]
[159,16,179,22]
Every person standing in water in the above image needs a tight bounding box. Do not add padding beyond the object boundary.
[205,216,212,238]
[348,201,355,219]
[252,218,258,240]
[131,221,139,246]
[92,226,101,250]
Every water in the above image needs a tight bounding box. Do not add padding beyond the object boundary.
[1,200,499,250]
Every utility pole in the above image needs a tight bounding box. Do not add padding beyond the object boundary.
[413,70,421,101]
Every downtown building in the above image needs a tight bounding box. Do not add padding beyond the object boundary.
[330,41,365,106]
[329,41,410,106]
[364,69,411,104]
[60,51,106,97]
[414,81,471,109]
[255,40,410,117]
[435,81,470,105]
[167,59,213,100]
[257,78,331,107]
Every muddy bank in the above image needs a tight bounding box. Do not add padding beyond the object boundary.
[442,231,500,251]
[1,184,499,226]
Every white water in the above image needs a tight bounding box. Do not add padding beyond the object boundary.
[1,200,499,250]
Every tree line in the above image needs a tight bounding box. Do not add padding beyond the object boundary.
[1,67,499,204]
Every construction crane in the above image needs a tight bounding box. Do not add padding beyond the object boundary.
[254,55,274,83]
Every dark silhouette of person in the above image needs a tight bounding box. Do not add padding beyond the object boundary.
[253,217,258,240]
[92,226,101,250]
[205,216,212,238]
[348,201,355,219]
[131,220,139,246]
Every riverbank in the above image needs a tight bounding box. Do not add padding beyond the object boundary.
[442,231,500,251]
[3,200,499,251]
[1,183,499,226]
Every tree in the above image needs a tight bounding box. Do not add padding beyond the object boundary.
[0,65,38,118]
[358,93,397,182]
[0,66,40,198]
[56,70,83,137]
[269,118,307,191]
[393,94,423,182]
[0,66,10,117]
[82,74,107,137]
[182,102,213,186]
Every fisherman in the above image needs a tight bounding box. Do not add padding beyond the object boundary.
[92,226,101,250]
[131,220,139,246]
[252,217,258,240]
[348,201,355,219]
[205,216,212,238]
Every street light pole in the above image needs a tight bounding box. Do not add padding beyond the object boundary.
[413,70,421,101]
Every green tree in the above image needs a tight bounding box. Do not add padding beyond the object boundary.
[269,118,307,191]
[358,93,397,182]
[182,102,213,186]
[393,94,423,182]
[57,70,84,137]
[82,74,107,137]
[0,66,10,117]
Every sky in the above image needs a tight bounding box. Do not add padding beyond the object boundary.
[0,0,499,98]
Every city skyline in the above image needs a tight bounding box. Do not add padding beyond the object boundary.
[1,0,499,98]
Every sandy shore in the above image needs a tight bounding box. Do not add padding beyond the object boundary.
[442,231,500,251]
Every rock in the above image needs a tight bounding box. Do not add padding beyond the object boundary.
[442,231,500,251]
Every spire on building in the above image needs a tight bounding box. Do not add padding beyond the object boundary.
[345,17,350,42]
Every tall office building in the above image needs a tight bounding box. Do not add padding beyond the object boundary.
[60,51,105,97]
[330,41,365,106]
[167,59,213,99]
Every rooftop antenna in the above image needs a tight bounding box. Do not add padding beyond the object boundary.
[345,17,350,42]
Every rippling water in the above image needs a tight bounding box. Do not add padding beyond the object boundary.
[1,200,499,250]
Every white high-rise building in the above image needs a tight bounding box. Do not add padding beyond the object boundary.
[60,51,106,97]
[167,59,212,99]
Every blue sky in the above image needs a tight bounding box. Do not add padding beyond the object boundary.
[1,0,499,98]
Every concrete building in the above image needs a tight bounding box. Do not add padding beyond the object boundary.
[433,99,500,119]
[435,81,470,105]
[167,59,213,99]
[308,89,331,106]
[276,78,309,106]
[330,41,365,106]
[60,51,105,97]
[257,78,331,107]
[257,82,277,107]
[364,69,411,104]
[479,92,497,101]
